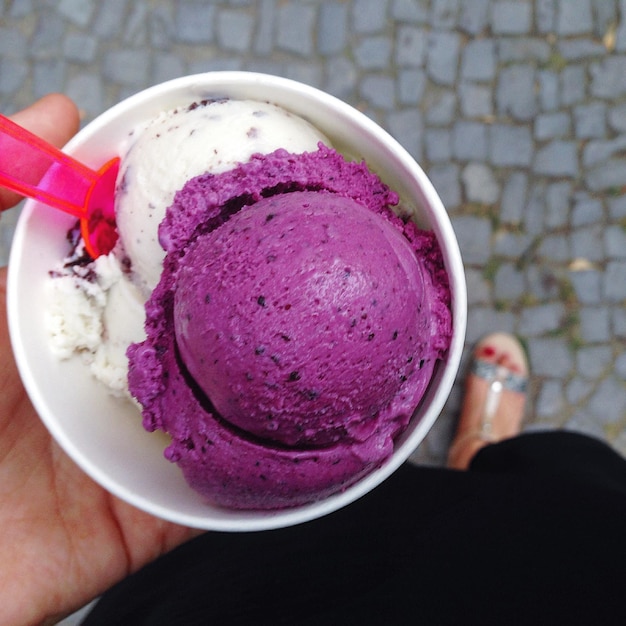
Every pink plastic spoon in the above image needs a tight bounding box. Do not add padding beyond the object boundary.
[0,113,119,259]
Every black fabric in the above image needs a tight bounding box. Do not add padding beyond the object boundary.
[83,431,626,625]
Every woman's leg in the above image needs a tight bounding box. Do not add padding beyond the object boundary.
[447,333,529,470]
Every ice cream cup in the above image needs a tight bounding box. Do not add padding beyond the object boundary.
[8,72,467,531]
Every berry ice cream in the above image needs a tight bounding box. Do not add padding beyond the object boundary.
[128,145,452,510]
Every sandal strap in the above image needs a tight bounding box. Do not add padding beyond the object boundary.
[471,359,528,393]
[472,359,528,440]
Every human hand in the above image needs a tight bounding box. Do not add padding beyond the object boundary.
[0,96,197,626]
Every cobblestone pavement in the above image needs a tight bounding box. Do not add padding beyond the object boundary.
[1,0,626,467]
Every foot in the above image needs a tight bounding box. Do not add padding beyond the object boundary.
[447,332,528,470]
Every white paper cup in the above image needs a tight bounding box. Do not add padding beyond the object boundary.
[8,72,467,531]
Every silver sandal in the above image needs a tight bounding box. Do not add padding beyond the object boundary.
[447,333,529,465]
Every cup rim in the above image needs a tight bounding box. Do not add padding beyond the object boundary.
[8,71,467,531]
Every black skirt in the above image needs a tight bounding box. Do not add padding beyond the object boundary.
[84,431,626,626]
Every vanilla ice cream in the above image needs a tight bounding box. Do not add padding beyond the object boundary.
[117,99,328,293]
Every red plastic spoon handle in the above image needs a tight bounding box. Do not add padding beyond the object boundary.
[0,113,96,218]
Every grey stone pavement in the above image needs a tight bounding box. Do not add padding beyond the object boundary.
[2,0,626,473]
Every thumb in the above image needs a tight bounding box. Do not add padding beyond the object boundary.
[0,94,81,212]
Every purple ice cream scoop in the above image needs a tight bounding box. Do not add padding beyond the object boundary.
[128,145,452,510]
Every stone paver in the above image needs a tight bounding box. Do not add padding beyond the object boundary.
[1,0,626,475]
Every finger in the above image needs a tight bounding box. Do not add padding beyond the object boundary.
[0,94,81,212]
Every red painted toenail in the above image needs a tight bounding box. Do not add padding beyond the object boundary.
[480,346,495,357]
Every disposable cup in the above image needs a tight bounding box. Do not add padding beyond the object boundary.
[8,72,467,531]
